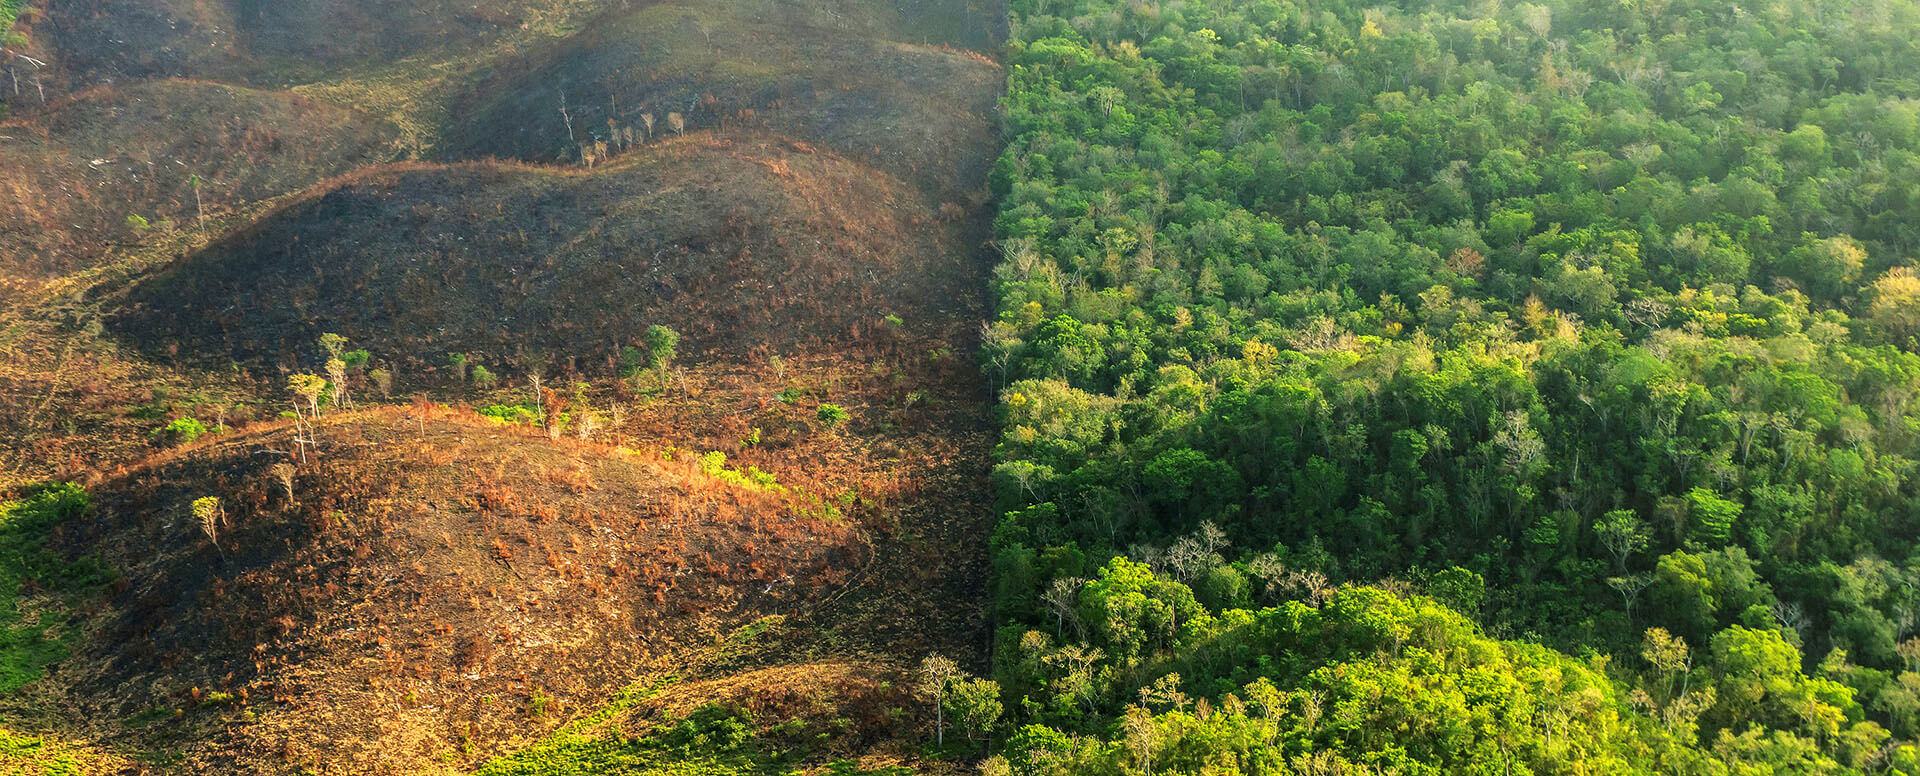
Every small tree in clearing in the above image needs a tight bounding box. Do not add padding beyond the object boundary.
[471,364,498,389]
[189,173,205,226]
[288,374,327,418]
[325,358,351,409]
[916,655,961,748]
[667,111,686,135]
[540,387,568,441]
[318,332,347,360]
[571,382,597,440]
[270,463,296,504]
[369,368,393,400]
[448,353,469,384]
[192,497,225,547]
[646,325,679,384]
[642,113,656,140]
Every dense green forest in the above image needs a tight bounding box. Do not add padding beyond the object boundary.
[982,0,1920,769]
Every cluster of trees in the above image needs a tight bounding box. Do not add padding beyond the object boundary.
[982,0,1920,768]
[572,109,687,167]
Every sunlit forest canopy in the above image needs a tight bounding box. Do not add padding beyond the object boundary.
[983,0,1920,769]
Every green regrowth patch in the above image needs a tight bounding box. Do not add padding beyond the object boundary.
[473,684,908,776]
[0,484,107,693]
[0,726,84,776]
[477,403,542,426]
[0,0,20,40]
[696,453,784,493]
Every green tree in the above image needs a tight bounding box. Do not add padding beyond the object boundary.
[943,678,1003,749]
[646,325,680,379]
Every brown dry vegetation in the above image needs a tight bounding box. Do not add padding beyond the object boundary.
[12,0,613,100]
[435,0,1005,201]
[61,405,864,772]
[104,133,974,370]
[0,0,1005,770]
[0,80,401,275]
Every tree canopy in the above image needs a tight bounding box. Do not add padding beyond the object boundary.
[984,0,1920,768]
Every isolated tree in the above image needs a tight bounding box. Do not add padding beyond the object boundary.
[192,496,225,547]
[471,364,498,389]
[369,368,393,400]
[540,386,567,441]
[189,173,205,226]
[917,655,961,747]
[318,332,347,360]
[448,353,470,384]
[667,111,686,135]
[324,358,350,409]
[570,382,597,440]
[269,463,296,504]
[288,374,327,418]
[643,325,681,391]
[642,113,656,140]
[646,325,679,376]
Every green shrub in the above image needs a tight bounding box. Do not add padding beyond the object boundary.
[149,417,209,446]
[815,403,849,427]
[697,452,784,492]
[477,403,539,425]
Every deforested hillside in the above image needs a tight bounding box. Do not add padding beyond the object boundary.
[0,0,1009,772]
[434,0,1005,201]
[15,0,609,96]
[103,134,966,370]
[0,80,400,275]
[64,405,863,773]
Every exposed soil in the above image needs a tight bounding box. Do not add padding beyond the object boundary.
[0,80,401,275]
[103,134,969,371]
[0,0,1007,771]
[63,406,863,773]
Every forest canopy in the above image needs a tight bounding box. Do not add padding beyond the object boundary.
[984,0,1920,769]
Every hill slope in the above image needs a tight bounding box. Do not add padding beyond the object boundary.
[0,80,400,275]
[103,133,967,370]
[61,406,862,773]
[433,0,1003,201]
[21,0,609,95]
